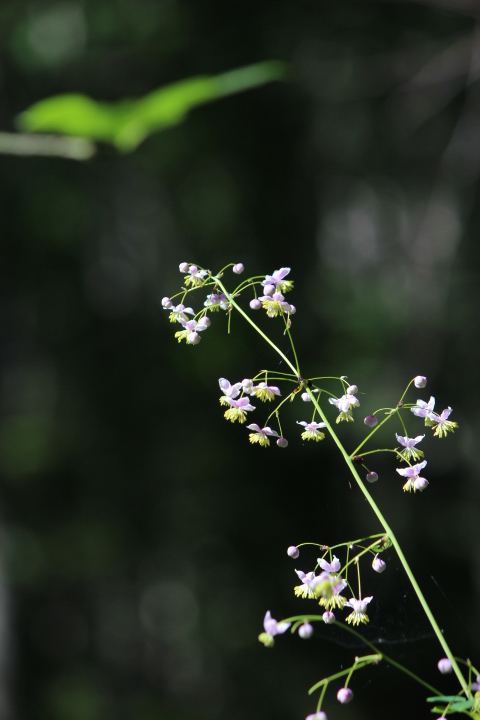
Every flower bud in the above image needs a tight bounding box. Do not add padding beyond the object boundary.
[263,284,275,296]
[301,392,311,402]
[372,556,386,573]
[287,546,299,558]
[337,688,353,704]
[347,385,358,395]
[364,415,378,427]
[242,378,254,393]
[233,263,244,274]
[414,375,427,388]
[322,611,335,624]
[366,471,378,483]
[179,262,189,273]
[288,305,296,315]
[437,658,452,674]
[161,296,173,308]
[197,316,211,328]
[306,713,327,720]
[187,331,201,345]
[298,622,314,639]
[414,477,429,492]
[277,437,288,448]
[250,299,262,310]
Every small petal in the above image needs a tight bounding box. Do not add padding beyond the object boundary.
[287,546,299,558]
[337,688,353,704]
[414,376,427,388]
[364,415,378,427]
[232,263,244,274]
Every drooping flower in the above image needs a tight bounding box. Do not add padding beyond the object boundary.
[316,574,348,610]
[395,434,425,462]
[287,546,299,559]
[297,421,326,441]
[437,658,453,674]
[232,263,244,274]
[328,394,360,423]
[414,375,427,388]
[258,611,291,647]
[259,292,293,318]
[372,556,386,573]
[337,688,354,704]
[427,407,459,438]
[174,318,207,344]
[345,596,373,625]
[294,570,319,599]
[168,303,195,323]
[318,555,341,574]
[411,396,435,419]
[298,622,314,639]
[252,382,281,402]
[183,264,208,287]
[223,397,256,423]
[246,423,280,447]
[218,378,242,406]
[262,267,293,293]
[396,460,429,493]
[204,292,229,311]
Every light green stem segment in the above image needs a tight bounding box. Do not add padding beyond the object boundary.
[215,275,470,699]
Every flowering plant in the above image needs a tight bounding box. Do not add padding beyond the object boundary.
[163,262,478,720]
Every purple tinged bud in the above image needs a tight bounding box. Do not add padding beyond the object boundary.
[179,262,189,273]
[337,688,353,704]
[161,296,173,308]
[366,471,378,483]
[287,546,299,558]
[347,385,358,395]
[414,375,427,388]
[306,713,327,720]
[322,611,335,624]
[277,437,288,448]
[232,263,244,274]
[372,556,386,573]
[298,622,314,639]
[438,658,453,674]
[250,299,262,310]
[289,305,296,315]
[364,415,378,427]
[197,316,211,328]
[263,284,275,296]
[301,392,312,402]
[414,477,429,491]
[187,331,201,345]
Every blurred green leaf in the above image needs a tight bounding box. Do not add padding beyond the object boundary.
[16,61,287,151]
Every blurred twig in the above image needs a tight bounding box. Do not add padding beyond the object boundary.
[0,132,95,160]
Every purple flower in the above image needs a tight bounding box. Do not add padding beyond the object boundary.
[364,415,378,427]
[337,688,353,704]
[294,570,319,599]
[232,263,244,274]
[258,611,291,647]
[298,622,314,639]
[205,292,229,311]
[366,471,378,483]
[396,460,428,493]
[174,318,208,345]
[301,392,312,402]
[259,292,293,318]
[184,264,208,287]
[276,437,288,448]
[252,382,281,402]
[414,375,427,388]
[437,658,453,674]
[219,378,242,405]
[427,407,458,438]
[411,396,435,419]
[372,556,386,573]
[328,394,359,423]
[297,421,326,442]
[262,267,293,293]
[287,546,299,558]
[169,303,195,323]
[396,433,425,462]
[249,298,262,310]
[246,423,280,447]
[223,397,256,423]
[345,596,373,625]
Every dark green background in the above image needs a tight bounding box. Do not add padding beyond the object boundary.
[1,1,479,719]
